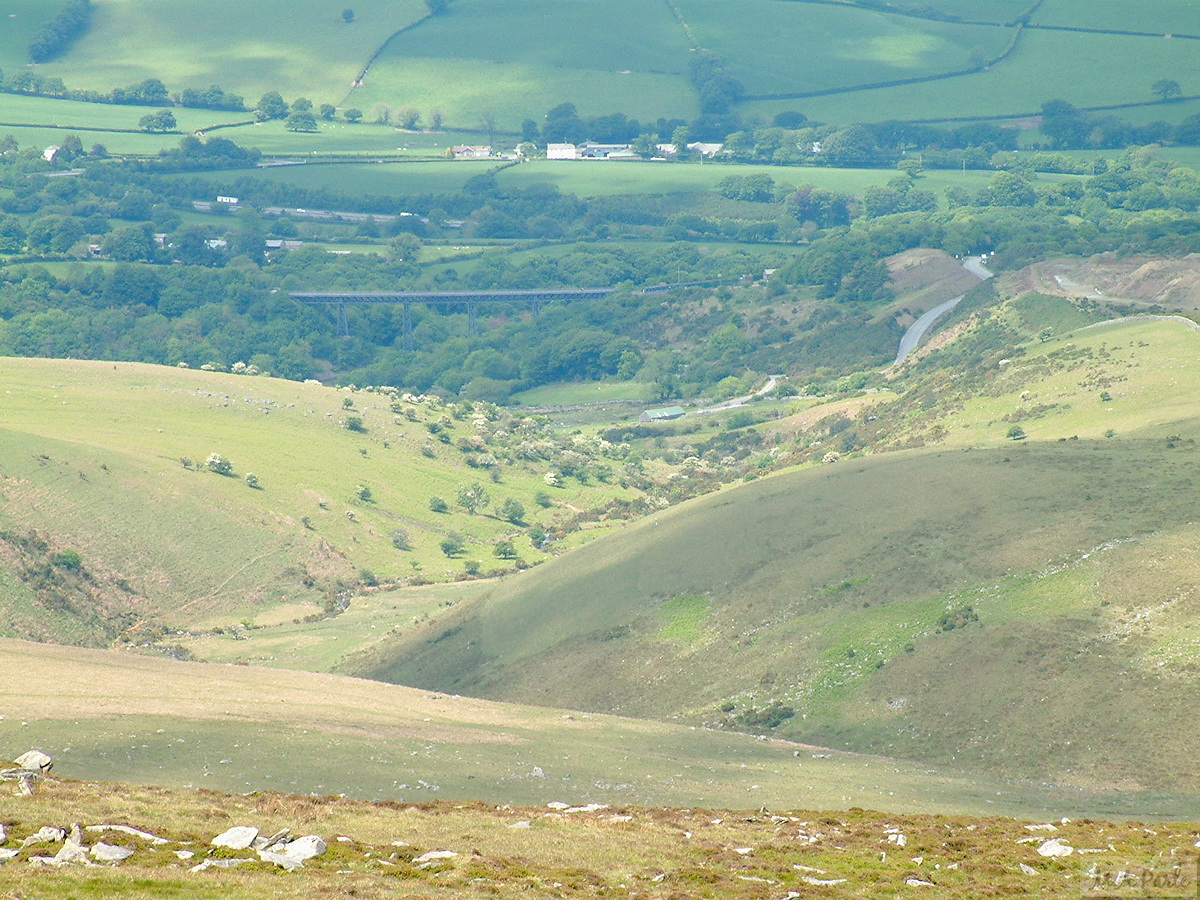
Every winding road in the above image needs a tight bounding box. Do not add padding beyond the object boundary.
[892,257,992,366]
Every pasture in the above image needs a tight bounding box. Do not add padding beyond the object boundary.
[348,0,697,128]
[676,0,1011,97]
[217,157,1016,201]
[24,0,427,104]
[754,28,1200,125]
[1032,0,1200,35]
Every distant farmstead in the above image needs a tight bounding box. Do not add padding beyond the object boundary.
[639,406,686,423]
[452,145,492,159]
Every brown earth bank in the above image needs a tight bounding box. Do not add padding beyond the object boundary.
[1,777,1199,899]
[1014,253,1200,311]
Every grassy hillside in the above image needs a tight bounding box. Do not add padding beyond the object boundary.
[0,357,661,644]
[8,777,1200,900]
[351,314,1200,800]
[0,636,1115,816]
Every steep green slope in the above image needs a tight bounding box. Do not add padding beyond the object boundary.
[352,315,1200,795]
[0,357,650,644]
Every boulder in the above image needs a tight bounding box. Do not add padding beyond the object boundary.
[281,835,326,862]
[211,826,258,850]
[1037,839,1074,858]
[14,751,52,773]
[90,843,134,864]
[0,849,19,863]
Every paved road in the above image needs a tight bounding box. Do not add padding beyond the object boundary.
[893,258,993,366]
[695,375,779,415]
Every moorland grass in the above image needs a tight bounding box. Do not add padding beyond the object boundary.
[8,777,1200,899]
[0,636,1107,816]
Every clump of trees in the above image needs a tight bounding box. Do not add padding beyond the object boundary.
[29,0,92,62]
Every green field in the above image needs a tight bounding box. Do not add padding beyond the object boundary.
[754,28,1200,124]
[214,157,1022,200]
[347,0,697,128]
[678,0,1011,97]
[1033,0,1200,34]
[16,0,427,105]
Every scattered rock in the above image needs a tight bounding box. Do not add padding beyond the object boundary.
[734,847,753,855]
[20,826,65,849]
[905,877,935,886]
[1019,862,1039,876]
[546,802,569,810]
[1025,823,1058,832]
[191,857,255,872]
[1037,839,1074,858]
[90,843,134,864]
[530,767,546,778]
[801,876,847,886]
[566,804,608,813]
[211,825,259,850]
[413,849,458,867]
[175,850,195,860]
[508,820,531,829]
[0,824,6,844]
[0,849,19,863]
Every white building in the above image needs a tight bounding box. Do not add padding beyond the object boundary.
[546,143,578,160]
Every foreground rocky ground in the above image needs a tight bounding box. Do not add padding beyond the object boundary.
[1,770,1199,899]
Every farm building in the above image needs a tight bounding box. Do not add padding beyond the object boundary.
[579,142,634,159]
[453,145,492,159]
[639,406,686,423]
[547,143,578,160]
